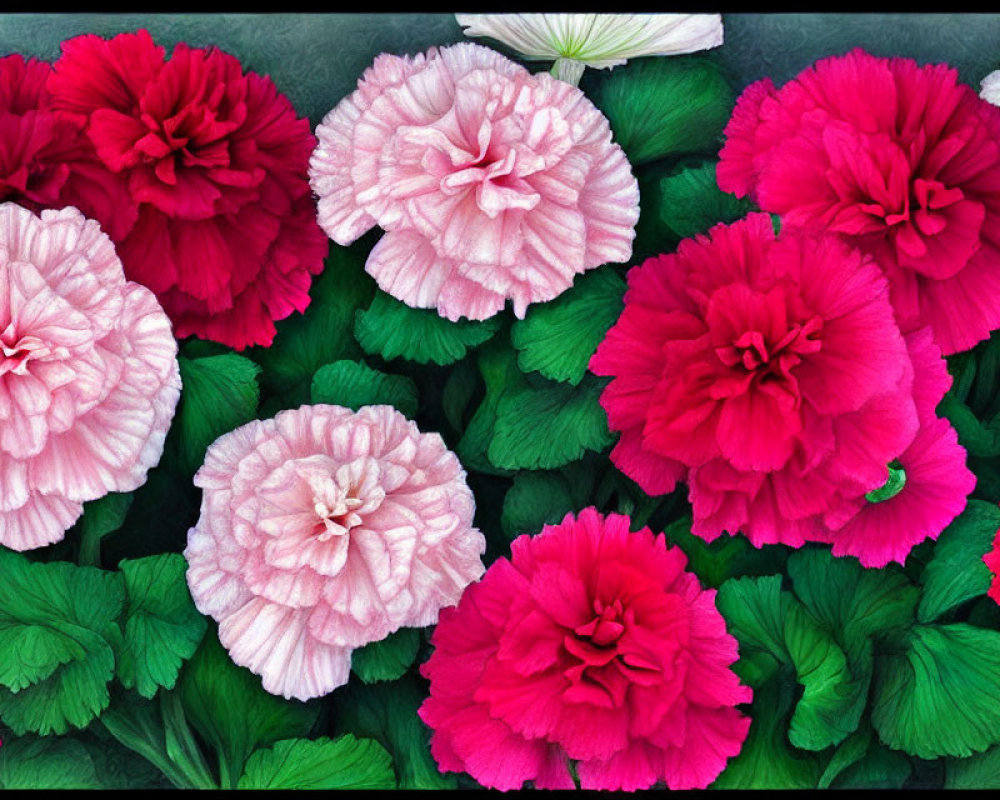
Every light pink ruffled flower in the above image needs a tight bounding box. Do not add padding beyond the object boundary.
[183,403,486,701]
[0,202,180,550]
[309,42,639,321]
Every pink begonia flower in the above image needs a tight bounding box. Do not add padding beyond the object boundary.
[184,403,486,701]
[0,202,180,550]
[309,42,639,322]
[418,507,751,791]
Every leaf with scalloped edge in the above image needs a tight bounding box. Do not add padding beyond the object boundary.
[872,623,1000,759]
[355,290,501,366]
[116,554,207,698]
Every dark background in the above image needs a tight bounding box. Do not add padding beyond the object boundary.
[1,13,998,126]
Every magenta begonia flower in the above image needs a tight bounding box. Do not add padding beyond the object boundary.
[184,403,486,701]
[418,507,752,791]
[0,202,180,550]
[590,214,922,549]
[309,42,639,322]
[718,48,1000,355]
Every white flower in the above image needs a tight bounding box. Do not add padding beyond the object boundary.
[454,13,723,84]
[981,70,1000,105]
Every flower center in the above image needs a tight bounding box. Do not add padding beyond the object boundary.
[0,327,50,377]
[560,597,661,708]
[307,466,371,542]
[715,316,823,389]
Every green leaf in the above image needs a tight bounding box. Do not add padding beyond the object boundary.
[661,518,764,590]
[588,54,736,165]
[177,629,320,789]
[250,242,374,405]
[351,627,421,684]
[947,744,1000,789]
[919,499,1000,622]
[176,352,261,474]
[334,673,456,790]
[77,491,134,566]
[441,358,479,435]
[0,736,101,789]
[711,675,820,789]
[455,346,613,521]
[484,367,613,471]
[99,690,217,790]
[818,725,873,789]
[116,554,208,698]
[657,160,755,239]
[0,549,123,735]
[716,574,864,751]
[510,268,626,386]
[355,290,501,366]
[238,736,395,789]
[76,723,175,790]
[939,394,1000,458]
[310,359,418,418]
[831,744,912,789]
[872,623,1000,759]
[785,548,918,642]
[500,461,596,540]
[455,342,521,476]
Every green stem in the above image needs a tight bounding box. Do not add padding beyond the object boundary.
[550,57,586,86]
[160,691,219,790]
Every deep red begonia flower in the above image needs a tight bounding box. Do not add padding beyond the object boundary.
[0,54,135,241]
[418,507,752,791]
[718,48,1000,355]
[590,214,921,548]
[45,29,328,349]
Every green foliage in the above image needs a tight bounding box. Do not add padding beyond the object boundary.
[947,744,1000,789]
[0,549,124,735]
[711,676,820,789]
[116,554,207,698]
[510,268,626,386]
[250,240,375,407]
[177,630,320,788]
[918,499,1000,622]
[334,674,457,790]
[351,628,422,684]
[176,351,261,474]
[588,53,737,165]
[310,359,419,418]
[459,342,612,472]
[76,492,134,566]
[237,735,396,789]
[872,624,1000,759]
[657,159,755,239]
[355,290,501,366]
[500,460,598,540]
[0,736,102,789]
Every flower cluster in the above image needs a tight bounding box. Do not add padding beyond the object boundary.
[591,213,974,566]
[309,42,639,322]
[418,507,751,791]
[184,403,486,701]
